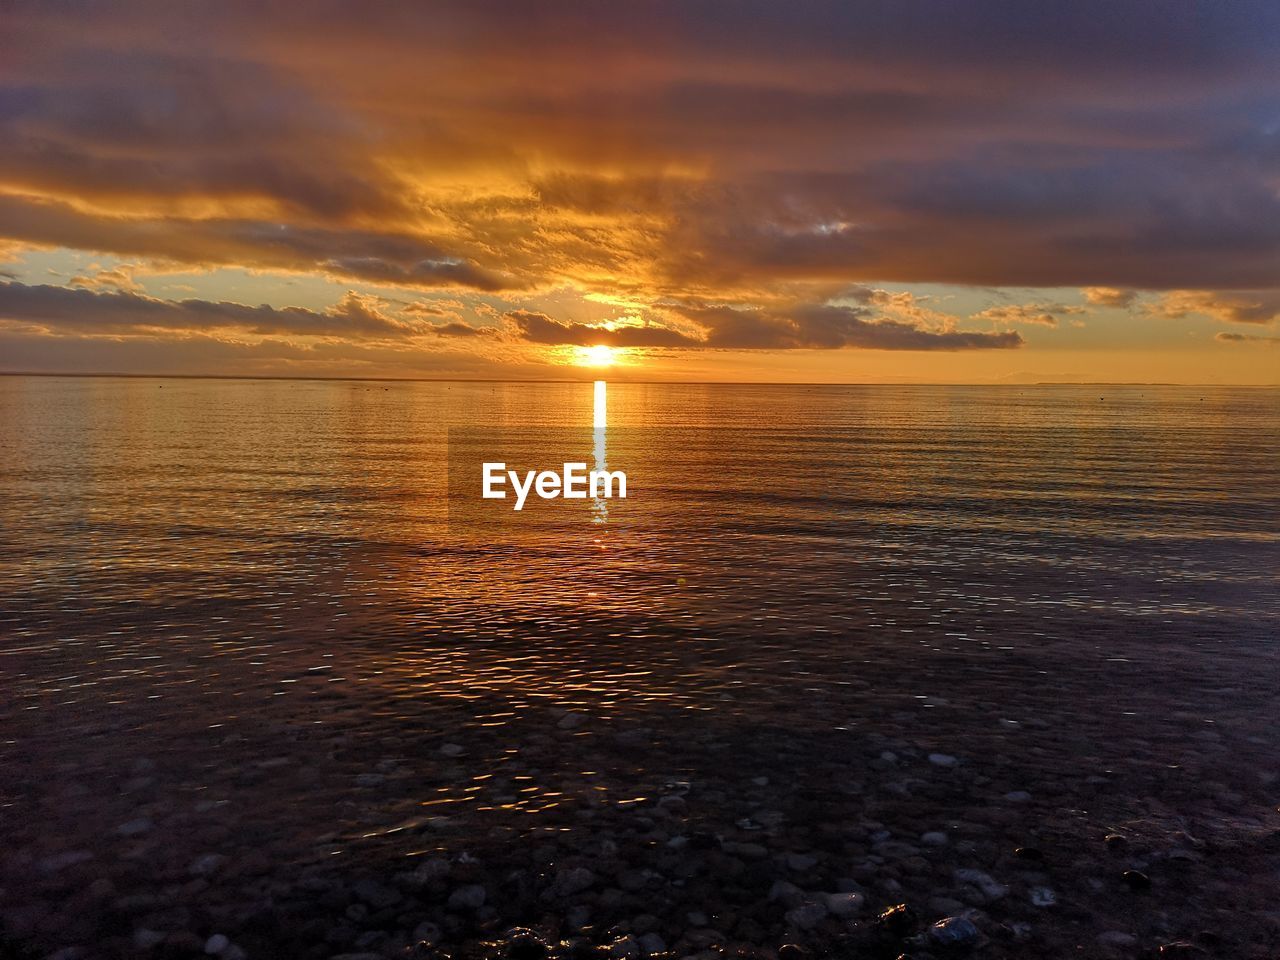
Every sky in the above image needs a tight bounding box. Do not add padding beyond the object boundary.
[1,1,1278,383]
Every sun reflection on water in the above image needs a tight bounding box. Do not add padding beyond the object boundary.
[592,379,608,524]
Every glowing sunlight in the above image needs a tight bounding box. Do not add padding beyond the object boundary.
[576,344,618,367]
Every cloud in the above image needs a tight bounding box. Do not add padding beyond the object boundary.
[971,302,1086,328]
[0,327,547,379]
[430,320,497,338]
[0,194,512,292]
[507,304,1023,351]
[2,3,1279,298]
[403,299,465,317]
[68,264,144,293]
[1150,290,1280,325]
[0,50,402,220]
[1,2,1279,376]
[1082,287,1137,308]
[709,304,1023,350]
[319,256,509,291]
[1216,332,1280,344]
[505,310,703,347]
[0,281,416,338]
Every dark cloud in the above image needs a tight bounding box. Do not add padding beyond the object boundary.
[0,194,510,291]
[655,149,1280,290]
[0,281,414,338]
[693,304,1023,350]
[1216,332,1280,344]
[0,50,399,220]
[0,328,546,379]
[508,305,1023,351]
[506,311,703,348]
[320,256,507,291]
[431,320,495,338]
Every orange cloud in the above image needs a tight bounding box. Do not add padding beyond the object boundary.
[971,303,1087,328]
[1150,291,1280,326]
[1082,287,1137,308]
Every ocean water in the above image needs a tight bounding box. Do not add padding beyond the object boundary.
[1,376,1278,955]
[3,378,1276,642]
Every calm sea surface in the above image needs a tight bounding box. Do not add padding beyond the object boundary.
[1,377,1278,956]
[2,378,1276,640]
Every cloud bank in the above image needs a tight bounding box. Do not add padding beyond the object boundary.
[0,1,1278,375]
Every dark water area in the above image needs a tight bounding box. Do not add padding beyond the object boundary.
[1,377,1278,959]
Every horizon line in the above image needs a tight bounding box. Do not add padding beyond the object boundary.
[2,371,1278,388]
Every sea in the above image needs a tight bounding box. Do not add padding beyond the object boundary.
[1,376,1277,956]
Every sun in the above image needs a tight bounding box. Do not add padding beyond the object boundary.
[576,344,617,367]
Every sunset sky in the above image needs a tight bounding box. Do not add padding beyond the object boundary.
[1,1,1278,382]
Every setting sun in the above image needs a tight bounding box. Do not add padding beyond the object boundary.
[577,344,618,367]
